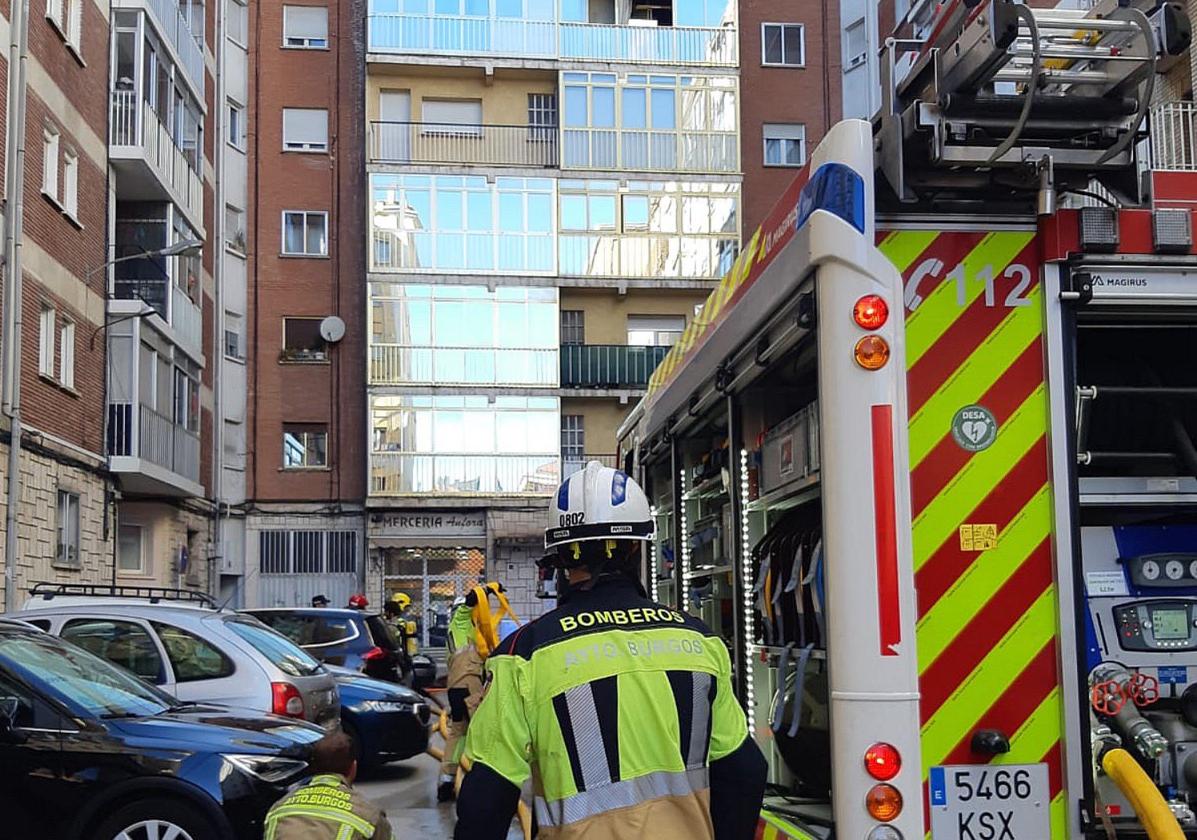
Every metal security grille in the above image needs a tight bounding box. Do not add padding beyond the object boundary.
[528,93,557,142]
[256,530,361,607]
[561,415,585,461]
[382,546,485,648]
[560,310,585,345]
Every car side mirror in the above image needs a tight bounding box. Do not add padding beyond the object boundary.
[0,696,28,744]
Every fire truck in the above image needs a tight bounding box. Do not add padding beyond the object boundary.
[615,0,1197,838]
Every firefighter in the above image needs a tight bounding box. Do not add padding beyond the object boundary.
[454,461,767,840]
[311,594,330,608]
[347,594,369,611]
[264,731,392,840]
[384,592,419,658]
[439,582,518,803]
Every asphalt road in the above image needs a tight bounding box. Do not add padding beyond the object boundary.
[358,752,524,839]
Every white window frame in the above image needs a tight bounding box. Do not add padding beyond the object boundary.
[65,0,82,52]
[117,523,149,574]
[283,5,329,49]
[59,319,75,388]
[42,126,59,201]
[282,108,329,152]
[762,123,806,168]
[62,148,79,219]
[38,307,55,377]
[46,0,63,28]
[55,489,81,569]
[227,100,246,150]
[224,312,244,361]
[761,22,805,68]
[281,210,329,257]
[227,0,248,47]
[283,425,328,469]
[844,17,868,70]
[627,314,686,347]
[225,204,247,254]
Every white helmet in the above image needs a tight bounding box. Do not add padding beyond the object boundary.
[545,461,653,552]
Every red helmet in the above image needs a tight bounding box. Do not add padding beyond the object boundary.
[348,594,368,609]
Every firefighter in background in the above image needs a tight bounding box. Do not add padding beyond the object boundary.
[438,581,519,803]
[347,594,369,611]
[384,592,419,659]
[454,461,766,840]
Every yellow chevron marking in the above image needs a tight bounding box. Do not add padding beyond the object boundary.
[912,387,1048,569]
[905,231,1036,368]
[908,289,1043,468]
[916,485,1053,671]
[921,588,1057,774]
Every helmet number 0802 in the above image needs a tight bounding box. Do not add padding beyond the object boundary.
[560,512,585,526]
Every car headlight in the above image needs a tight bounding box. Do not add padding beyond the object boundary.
[224,754,309,784]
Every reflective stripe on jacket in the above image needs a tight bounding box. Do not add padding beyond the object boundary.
[464,576,750,840]
[264,774,393,840]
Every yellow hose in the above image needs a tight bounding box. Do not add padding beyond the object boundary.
[1101,748,1184,840]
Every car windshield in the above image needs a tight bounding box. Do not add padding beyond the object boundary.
[0,631,172,718]
[224,618,323,677]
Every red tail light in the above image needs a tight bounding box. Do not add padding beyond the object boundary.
[271,682,305,719]
[362,646,387,662]
[864,742,901,781]
[853,295,889,330]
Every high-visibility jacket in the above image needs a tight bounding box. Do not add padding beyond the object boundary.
[264,773,393,840]
[463,575,752,840]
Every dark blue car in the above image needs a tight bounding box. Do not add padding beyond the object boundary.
[332,667,431,768]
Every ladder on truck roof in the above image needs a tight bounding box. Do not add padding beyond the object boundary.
[876,0,1192,209]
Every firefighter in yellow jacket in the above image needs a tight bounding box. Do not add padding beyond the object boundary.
[454,461,766,840]
[439,581,518,802]
[265,732,392,840]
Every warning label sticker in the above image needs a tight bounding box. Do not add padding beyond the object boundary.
[959,524,998,552]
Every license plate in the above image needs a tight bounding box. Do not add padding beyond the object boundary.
[929,764,1050,840]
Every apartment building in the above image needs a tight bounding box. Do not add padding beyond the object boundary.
[240,0,367,608]
[0,0,116,603]
[362,0,741,633]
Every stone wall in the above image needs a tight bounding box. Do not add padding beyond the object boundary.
[487,505,552,623]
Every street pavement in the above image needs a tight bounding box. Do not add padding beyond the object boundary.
[359,752,524,839]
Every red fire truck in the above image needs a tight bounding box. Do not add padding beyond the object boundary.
[617,1,1197,837]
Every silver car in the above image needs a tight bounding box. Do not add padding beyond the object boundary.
[17,596,339,728]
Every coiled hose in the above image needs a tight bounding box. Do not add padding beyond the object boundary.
[1101,748,1184,840]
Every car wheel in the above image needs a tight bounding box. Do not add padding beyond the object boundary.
[94,799,218,840]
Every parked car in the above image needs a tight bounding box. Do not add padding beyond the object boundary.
[331,667,431,768]
[0,618,325,840]
[20,587,340,728]
[245,607,436,688]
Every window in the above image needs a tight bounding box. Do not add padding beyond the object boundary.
[282,317,328,361]
[38,308,54,377]
[152,623,236,682]
[225,204,247,254]
[763,123,806,167]
[762,23,804,67]
[560,310,584,345]
[62,149,78,218]
[173,367,200,432]
[227,0,247,45]
[118,524,148,573]
[421,99,482,135]
[61,619,163,682]
[561,415,584,463]
[528,93,557,142]
[257,531,356,575]
[283,5,328,48]
[225,619,322,677]
[627,314,685,346]
[224,313,244,360]
[282,211,328,256]
[283,424,328,468]
[282,108,329,152]
[58,319,74,388]
[845,17,867,69]
[55,489,81,568]
[42,127,59,199]
[46,0,62,28]
[64,0,82,50]
[227,101,246,150]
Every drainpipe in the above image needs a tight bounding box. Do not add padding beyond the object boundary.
[211,0,227,598]
[2,0,31,612]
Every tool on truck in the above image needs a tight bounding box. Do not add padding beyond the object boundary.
[616,0,1197,837]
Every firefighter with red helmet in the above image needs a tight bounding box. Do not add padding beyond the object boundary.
[347,594,369,610]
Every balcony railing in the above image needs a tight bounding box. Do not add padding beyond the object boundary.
[370,344,557,386]
[108,403,201,484]
[369,121,559,167]
[111,276,203,353]
[110,91,204,225]
[1152,101,1197,171]
[563,453,619,476]
[141,0,205,93]
[370,452,559,495]
[171,284,203,352]
[561,128,738,173]
[560,344,671,389]
[366,14,737,66]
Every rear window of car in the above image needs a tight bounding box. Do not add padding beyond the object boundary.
[225,618,322,677]
[151,622,235,682]
[365,616,400,650]
[255,613,357,647]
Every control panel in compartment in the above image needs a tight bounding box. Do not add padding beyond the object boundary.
[1114,600,1197,651]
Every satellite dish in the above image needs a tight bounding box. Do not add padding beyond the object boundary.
[320,315,346,343]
